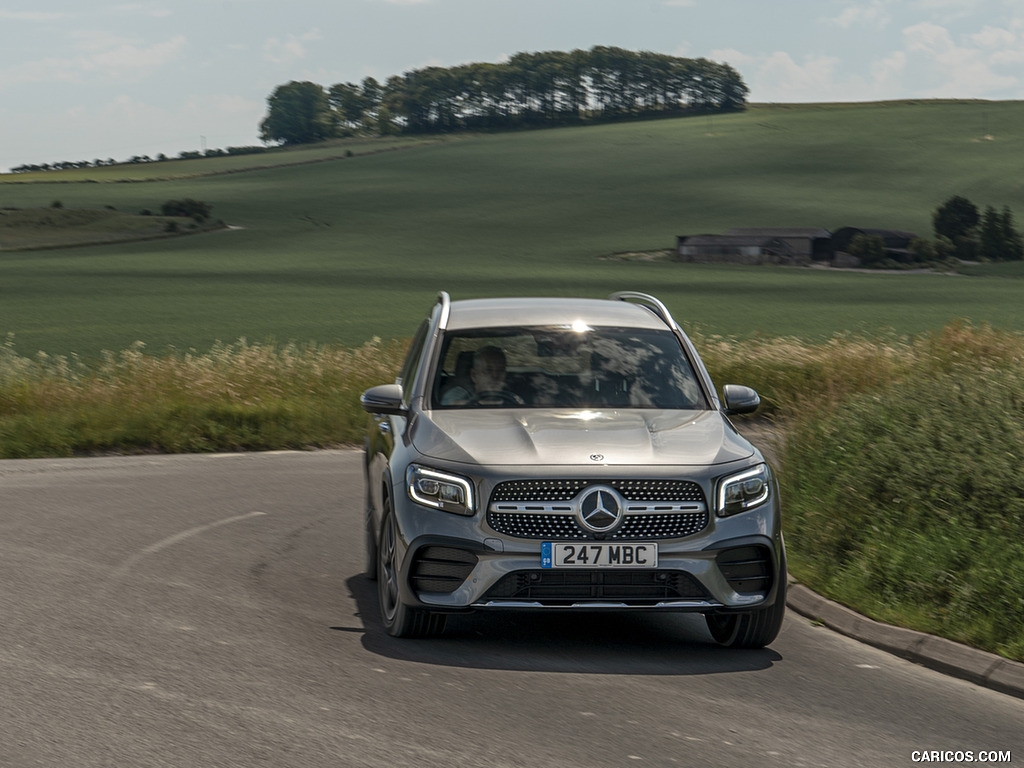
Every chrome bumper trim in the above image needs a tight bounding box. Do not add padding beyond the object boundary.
[471,599,721,609]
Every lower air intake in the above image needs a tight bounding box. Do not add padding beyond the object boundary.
[481,569,708,606]
[410,546,478,594]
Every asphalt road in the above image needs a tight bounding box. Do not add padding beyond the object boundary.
[1,451,1021,767]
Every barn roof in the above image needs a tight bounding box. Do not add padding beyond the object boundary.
[725,227,831,238]
[834,227,918,240]
[679,235,774,247]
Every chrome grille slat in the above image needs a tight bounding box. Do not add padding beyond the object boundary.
[624,502,704,513]
[487,479,709,540]
[491,503,575,514]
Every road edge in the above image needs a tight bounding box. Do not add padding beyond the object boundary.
[786,581,1024,701]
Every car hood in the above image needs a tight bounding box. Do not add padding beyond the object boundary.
[410,408,755,467]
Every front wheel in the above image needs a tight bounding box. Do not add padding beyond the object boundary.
[364,507,378,580]
[376,499,446,638]
[705,579,786,649]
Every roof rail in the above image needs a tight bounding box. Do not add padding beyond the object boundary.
[609,291,677,329]
[436,291,451,330]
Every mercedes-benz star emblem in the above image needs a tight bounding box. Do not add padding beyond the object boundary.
[577,486,623,533]
[589,454,604,462]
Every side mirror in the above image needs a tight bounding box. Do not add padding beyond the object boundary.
[722,384,760,415]
[360,384,406,416]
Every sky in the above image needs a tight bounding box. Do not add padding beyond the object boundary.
[2,0,1023,172]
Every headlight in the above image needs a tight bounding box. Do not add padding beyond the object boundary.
[407,465,476,516]
[717,464,771,517]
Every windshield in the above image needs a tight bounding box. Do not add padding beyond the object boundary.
[431,325,707,409]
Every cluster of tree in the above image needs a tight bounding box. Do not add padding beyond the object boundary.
[918,195,1023,263]
[8,146,270,174]
[847,195,1023,268]
[158,198,213,222]
[10,159,122,173]
[259,47,748,145]
[176,146,272,160]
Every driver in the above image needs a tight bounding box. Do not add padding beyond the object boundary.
[441,346,522,405]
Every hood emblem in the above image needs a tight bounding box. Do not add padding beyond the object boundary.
[577,486,624,533]
[589,454,604,462]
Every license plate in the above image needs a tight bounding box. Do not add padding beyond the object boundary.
[541,542,658,568]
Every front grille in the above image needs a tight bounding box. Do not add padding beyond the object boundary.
[491,479,705,503]
[716,546,773,594]
[487,478,708,540]
[410,546,478,594]
[480,569,709,605]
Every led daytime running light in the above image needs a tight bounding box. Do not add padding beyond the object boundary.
[407,465,475,514]
[718,464,770,516]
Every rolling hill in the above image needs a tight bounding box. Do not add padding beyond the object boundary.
[2,100,1024,358]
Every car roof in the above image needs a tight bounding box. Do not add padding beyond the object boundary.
[445,296,672,331]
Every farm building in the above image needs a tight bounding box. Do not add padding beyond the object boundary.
[676,227,831,265]
[830,227,920,261]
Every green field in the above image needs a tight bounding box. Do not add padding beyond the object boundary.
[3,100,1024,358]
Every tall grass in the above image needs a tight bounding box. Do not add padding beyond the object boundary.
[753,322,1024,662]
[0,335,406,457]
[694,331,912,416]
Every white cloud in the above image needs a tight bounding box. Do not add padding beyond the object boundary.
[74,33,186,80]
[971,25,1016,49]
[903,20,954,55]
[109,3,173,18]
[911,0,984,10]
[757,52,841,101]
[71,30,136,54]
[902,21,1019,97]
[909,0,988,25]
[742,46,907,103]
[832,0,892,29]
[990,47,1024,67]
[710,48,756,69]
[263,30,323,65]
[0,34,186,89]
[871,51,906,82]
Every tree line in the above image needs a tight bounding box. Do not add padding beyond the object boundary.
[848,195,1024,267]
[928,195,1023,261]
[8,145,271,175]
[259,47,748,145]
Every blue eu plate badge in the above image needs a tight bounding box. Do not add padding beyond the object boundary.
[541,542,553,568]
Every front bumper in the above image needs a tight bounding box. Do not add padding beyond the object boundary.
[393,507,784,614]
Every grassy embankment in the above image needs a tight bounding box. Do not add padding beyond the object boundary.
[709,323,1024,662]
[2,102,1023,660]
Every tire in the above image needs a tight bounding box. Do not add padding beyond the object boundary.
[376,498,447,638]
[363,443,377,580]
[364,506,378,581]
[705,578,787,649]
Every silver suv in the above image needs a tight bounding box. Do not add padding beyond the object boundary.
[361,292,786,647]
